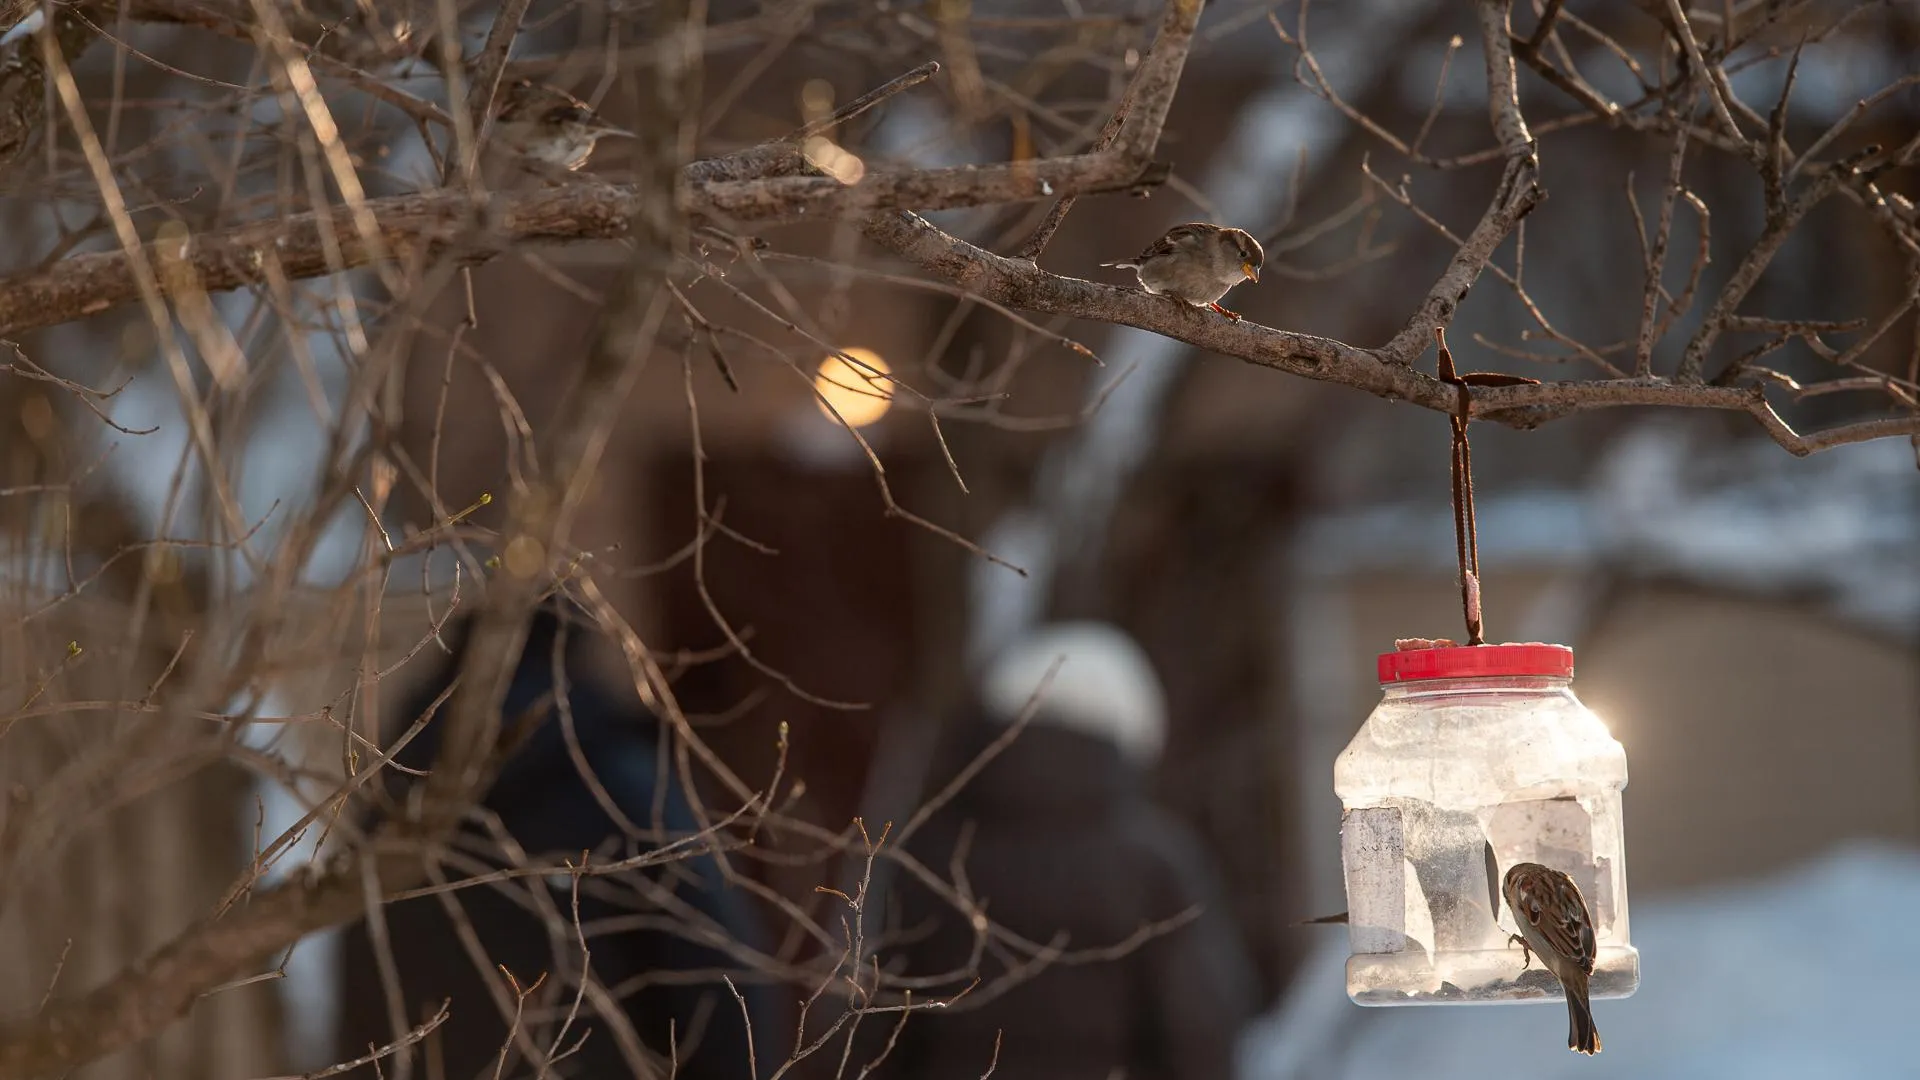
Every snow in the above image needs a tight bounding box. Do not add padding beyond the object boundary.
[1241,842,1920,1079]
[1289,422,1920,643]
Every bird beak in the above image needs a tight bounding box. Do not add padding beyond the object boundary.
[1242,262,1259,283]
[0,8,46,47]
[595,126,635,140]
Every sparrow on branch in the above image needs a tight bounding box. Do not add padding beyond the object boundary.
[489,79,632,173]
[1100,222,1264,321]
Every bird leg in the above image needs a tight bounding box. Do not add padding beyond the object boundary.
[1507,933,1534,970]
[1207,301,1243,321]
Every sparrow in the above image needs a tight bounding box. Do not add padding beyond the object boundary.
[489,79,631,172]
[1,2,93,173]
[0,3,43,49]
[1502,861,1602,1056]
[0,34,36,171]
[1100,222,1264,321]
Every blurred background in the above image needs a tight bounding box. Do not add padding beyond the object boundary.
[1,0,1917,1077]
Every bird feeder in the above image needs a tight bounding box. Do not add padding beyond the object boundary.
[1334,641,1639,1006]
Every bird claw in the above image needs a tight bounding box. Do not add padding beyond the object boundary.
[1208,302,1243,321]
[1507,933,1534,970]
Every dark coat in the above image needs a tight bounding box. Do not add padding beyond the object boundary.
[872,719,1260,1080]
[336,603,776,1080]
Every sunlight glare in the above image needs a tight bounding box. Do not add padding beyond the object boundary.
[813,349,893,428]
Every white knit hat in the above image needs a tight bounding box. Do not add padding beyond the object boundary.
[979,621,1168,765]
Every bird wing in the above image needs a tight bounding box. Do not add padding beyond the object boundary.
[536,82,592,110]
[540,87,628,135]
[1129,222,1216,263]
[504,80,587,115]
[1517,867,1598,975]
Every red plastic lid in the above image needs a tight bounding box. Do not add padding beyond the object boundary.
[1377,642,1574,683]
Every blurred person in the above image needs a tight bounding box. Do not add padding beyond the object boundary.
[336,599,777,1080]
[872,621,1260,1080]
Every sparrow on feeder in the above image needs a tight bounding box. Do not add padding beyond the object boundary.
[1503,861,1602,1055]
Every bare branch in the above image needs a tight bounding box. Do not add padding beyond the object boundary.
[1661,0,1742,139]
[1676,161,1857,382]
[1634,127,1691,376]
[0,0,704,1073]
[795,61,942,141]
[0,153,1169,339]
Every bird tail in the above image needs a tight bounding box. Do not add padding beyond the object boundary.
[1564,977,1601,1055]
[1098,260,1138,269]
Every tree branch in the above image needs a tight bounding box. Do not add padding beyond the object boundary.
[1007,0,1203,260]
[0,1,703,1075]
[0,852,374,1077]
[1660,0,1742,139]
[1374,0,1544,363]
[465,0,535,135]
[0,151,1168,339]
[1470,377,1920,455]
[1675,162,1856,382]
[416,0,698,842]
[853,208,1920,454]
[858,208,1446,405]
[8,0,1915,1074]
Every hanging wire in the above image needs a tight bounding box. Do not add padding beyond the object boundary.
[1434,328,1484,645]
[1432,327,1545,645]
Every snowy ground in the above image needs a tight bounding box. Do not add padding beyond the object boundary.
[1240,842,1920,1079]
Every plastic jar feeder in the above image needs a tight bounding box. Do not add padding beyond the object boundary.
[1335,642,1639,1007]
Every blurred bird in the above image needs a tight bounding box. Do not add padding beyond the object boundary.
[0,56,33,171]
[0,4,48,170]
[1503,861,1602,1055]
[1100,222,1263,321]
[490,78,632,172]
[0,3,42,49]
[1,2,89,55]
[0,1,92,172]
